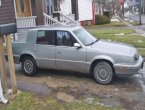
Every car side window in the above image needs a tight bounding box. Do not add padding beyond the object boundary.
[36,30,55,45]
[56,31,77,47]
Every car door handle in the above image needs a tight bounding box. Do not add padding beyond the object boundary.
[33,49,38,51]
[57,51,61,54]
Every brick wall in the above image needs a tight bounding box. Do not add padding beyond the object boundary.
[0,0,16,25]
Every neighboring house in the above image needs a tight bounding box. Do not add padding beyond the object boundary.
[58,0,95,26]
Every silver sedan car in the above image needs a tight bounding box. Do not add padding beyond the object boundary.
[12,26,144,84]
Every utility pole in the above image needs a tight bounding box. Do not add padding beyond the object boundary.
[122,1,124,18]
[139,0,142,25]
[119,0,125,18]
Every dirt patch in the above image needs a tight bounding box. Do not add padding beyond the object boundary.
[12,65,145,110]
[57,92,75,102]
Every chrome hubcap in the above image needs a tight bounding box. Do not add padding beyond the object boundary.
[96,66,110,81]
[24,60,33,73]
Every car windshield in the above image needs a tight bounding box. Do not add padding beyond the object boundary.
[73,28,98,46]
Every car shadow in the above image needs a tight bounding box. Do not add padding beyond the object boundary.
[15,64,143,87]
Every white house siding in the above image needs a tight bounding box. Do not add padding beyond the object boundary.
[78,0,93,21]
[60,0,72,15]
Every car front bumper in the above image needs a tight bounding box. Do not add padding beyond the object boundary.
[114,55,144,75]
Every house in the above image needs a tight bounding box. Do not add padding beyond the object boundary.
[0,0,45,28]
[0,0,16,25]
[15,0,46,27]
[1,0,96,29]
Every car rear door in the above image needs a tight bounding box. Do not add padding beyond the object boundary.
[33,30,56,69]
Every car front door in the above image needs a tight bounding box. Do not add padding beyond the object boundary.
[33,30,56,69]
[55,31,87,73]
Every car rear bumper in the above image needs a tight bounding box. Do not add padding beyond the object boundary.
[114,55,144,75]
[5,55,20,64]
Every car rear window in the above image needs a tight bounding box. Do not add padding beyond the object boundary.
[36,30,55,45]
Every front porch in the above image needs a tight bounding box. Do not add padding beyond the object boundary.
[15,0,44,28]
[15,0,78,28]
[16,16,37,28]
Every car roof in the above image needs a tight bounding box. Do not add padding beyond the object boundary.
[29,25,82,32]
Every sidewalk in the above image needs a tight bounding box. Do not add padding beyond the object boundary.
[121,19,145,37]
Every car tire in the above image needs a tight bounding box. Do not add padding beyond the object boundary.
[21,56,37,76]
[93,61,114,85]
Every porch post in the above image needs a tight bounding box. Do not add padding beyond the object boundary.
[57,0,60,11]
[13,0,17,18]
[6,35,17,94]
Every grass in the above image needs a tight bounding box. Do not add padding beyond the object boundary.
[138,48,145,57]
[84,21,127,29]
[87,27,145,56]
[89,28,135,34]
[0,92,122,110]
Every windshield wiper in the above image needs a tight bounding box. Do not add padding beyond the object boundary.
[87,39,100,46]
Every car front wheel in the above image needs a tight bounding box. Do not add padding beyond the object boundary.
[21,56,37,76]
[93,61,114,85]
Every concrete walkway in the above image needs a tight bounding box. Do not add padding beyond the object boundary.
[121,19,145,37]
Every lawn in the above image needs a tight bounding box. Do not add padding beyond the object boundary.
[0,92,122,110]
[87,25,145,57]
[85,21,127,29]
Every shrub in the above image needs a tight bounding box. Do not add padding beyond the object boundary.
[95,14,111,25]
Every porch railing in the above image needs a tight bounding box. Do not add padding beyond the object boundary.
[54,11,79,26]
[16,16,37,28]
[43,13,64,26]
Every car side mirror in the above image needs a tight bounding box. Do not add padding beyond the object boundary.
[74,43,81,48]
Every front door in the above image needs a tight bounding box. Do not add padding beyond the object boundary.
[55,31,87,72]
[15,0,32,17]
[71,0,79,20]
[46,0,54,16]
[34,30,56,69]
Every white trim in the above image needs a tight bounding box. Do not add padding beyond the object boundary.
[0,0,1,6]
[13,0,17,18]
[36,58,87,64]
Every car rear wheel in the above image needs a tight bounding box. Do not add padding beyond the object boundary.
[93,61,114,85]
[21,56,37,76]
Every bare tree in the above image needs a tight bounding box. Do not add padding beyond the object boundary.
[104,0,120,17]
[142,0,145,14]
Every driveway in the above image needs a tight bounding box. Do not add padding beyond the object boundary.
[5,63,145,110]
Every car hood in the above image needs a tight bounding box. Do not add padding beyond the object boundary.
[91,40,134,55]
